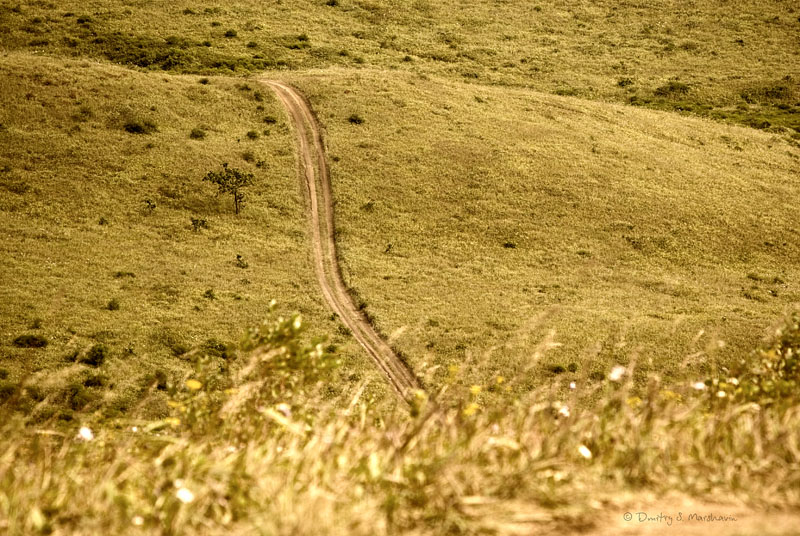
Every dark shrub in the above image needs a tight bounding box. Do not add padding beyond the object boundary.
[13,334,48,348]
[654,81,690,97]
[190,127,207,139]
[64,382,95,410]
[83,372,108,388]
[154,369,168,390]
[191,217,208,231]
[124,119,158,134]
[80,344,108,367]
[348,114,364,124]
[0,381,16,404]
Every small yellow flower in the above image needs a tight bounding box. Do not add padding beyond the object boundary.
[660,389,681,401]
[626,396,642,408]
[165,417,181,427]
[463,402,479,416]
[496,376,505,385]
[185,379,202,391]
[470,385,482,396]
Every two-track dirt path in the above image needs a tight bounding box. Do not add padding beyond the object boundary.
[262,79,420,403]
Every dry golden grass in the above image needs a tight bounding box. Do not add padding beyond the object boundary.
[2,311,799,536]
[281,68,800,389]
[0,53,389,423]
[0,0,799,532]
[1,1,797,130]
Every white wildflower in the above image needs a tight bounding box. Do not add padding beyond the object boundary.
[131,516,144,526]
[717,391,727,398]
[276,403,292,417]
[728,378,739,386]
[692,382,707,391]
[176,487,195,504]
[569,381,576,390]
[578,445,593,459]
[558,405,571,418]
[608,366,626,382]
[77,427,94,441]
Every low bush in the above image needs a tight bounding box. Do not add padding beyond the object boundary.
[190,217,208,231]
[80,344,108,367]
[653,80,690,97]
[13,334,48,348]
[123,119,158,134]
[710,312,800,408]
[0,381,16,404]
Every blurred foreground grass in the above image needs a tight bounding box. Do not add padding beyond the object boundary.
[2,310,799,535]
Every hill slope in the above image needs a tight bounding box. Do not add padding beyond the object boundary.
[283,68,800,389]
[0,53,389,421]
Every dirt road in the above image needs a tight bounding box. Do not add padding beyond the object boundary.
[261,80,420,403]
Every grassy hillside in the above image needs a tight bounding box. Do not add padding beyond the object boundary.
[1,0,800,532]
[282,68,800,390]
[1,0,798,132]
[0,52,389,423]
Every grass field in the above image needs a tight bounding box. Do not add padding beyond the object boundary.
[1,0,800,533]
[0,52,389,424]
[282,68,800,390]
[1,0,798,131]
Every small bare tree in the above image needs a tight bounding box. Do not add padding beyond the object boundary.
[203,163,254,215]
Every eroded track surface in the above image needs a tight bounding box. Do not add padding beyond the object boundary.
[262,79,420,402]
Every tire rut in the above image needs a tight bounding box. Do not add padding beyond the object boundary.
[261,79,421,403]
